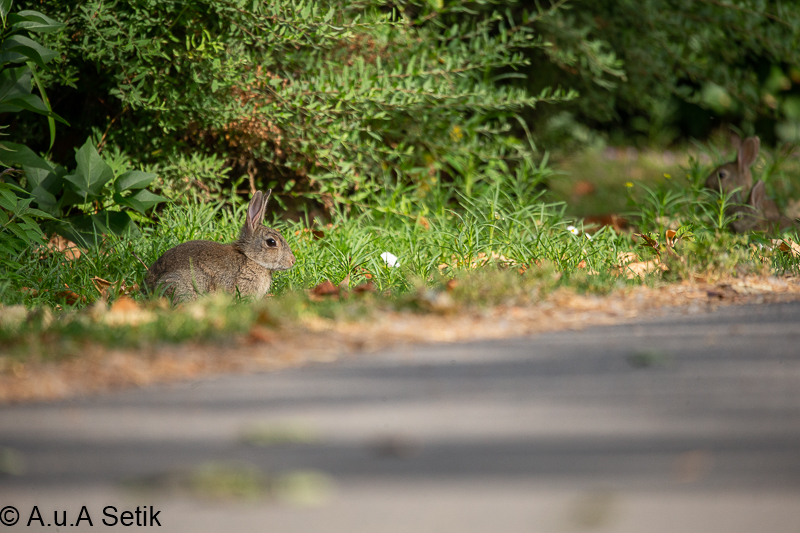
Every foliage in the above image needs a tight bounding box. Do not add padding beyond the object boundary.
[22,0,577,206]
[0,1,166,261]
[1,138,167,247]
[0,2,64,258]
[525,0,800,146]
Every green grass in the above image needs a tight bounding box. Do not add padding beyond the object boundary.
[2,142,800,359]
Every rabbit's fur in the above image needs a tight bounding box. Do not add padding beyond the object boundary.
[729,180,795,234]
[145,190,295,302]
[704,136,760,203]
[704,136,797,233]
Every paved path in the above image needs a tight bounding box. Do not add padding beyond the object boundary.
[1,302,800,532]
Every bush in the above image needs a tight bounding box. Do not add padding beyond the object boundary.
[19,0,576,207]
[527,0,800,146]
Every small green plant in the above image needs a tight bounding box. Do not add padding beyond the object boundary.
[1,138,167,247]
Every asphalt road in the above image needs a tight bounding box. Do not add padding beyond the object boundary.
[1,301,800,532]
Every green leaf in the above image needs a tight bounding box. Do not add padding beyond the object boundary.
[63,139,114,200]
[29,61,66,148]
[56,211,135,248]
[0,142,52,170]
[114,189,167,214]
[0,0,11,22]
[0,93,48,114]
[9,10,66,33]
[0,35,57,69]
[0,190,15,210]
[29,185,57,213]
[6,221,29,243]
[18,215,45,237]
[114,170,157,192]
[0,65,32,103]
[21,165,51,188]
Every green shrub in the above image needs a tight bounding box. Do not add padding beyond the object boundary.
[20,0,577,205]
[527,0,800,146]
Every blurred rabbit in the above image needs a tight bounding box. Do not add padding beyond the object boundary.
[704,136,760,202]
[145,190,295,302]
[704,136,797,233]
[729,180,796,234]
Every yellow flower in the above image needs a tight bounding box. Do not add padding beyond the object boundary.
[663,173,672,179]
[450,125,464,142]
[625,182,634,188]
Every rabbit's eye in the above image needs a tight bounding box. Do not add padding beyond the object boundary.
[266,238,277,248]
[718,170,727,179]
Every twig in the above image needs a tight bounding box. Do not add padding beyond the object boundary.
[130,244,149,271]
[97,105,129,154]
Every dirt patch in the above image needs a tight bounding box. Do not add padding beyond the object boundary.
[2,275,800,404]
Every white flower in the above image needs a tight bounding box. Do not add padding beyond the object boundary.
[380,252,401,268]
[567,225,579,236]
[585,233,593,240]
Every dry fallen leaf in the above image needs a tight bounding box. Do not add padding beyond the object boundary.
[91,276,138,300]
[248,325,276,344]
[773,238,800,258]
[45,235,81,261]
[355,266,373,280]
[352,282,375,294]
[617,252,639,265]
[92,276,113,299]
[293,228,325,241]
[621,259,667,279]
[57,289,84,306]
[310,280,339,300]
[103,296,155,326]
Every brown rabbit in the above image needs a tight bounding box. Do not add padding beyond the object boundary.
[145,190,296,302]
[704,135,760,202]
[729,180,796,234]
[704,136,797,233]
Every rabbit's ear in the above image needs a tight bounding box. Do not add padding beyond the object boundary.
[246,190,264,232]
[738,136,760,172]
[749,180,766,209]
